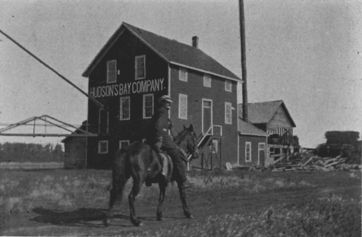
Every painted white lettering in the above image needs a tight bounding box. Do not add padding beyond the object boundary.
[90,78,165,98]
[132,82,137,94]
[113,85,118,96]
[146,80,151,92]
[90,87,95,97]
[159,78,164,89]
[127,83,132,94]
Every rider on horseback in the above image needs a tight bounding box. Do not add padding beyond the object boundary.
[147,95,188,184]
[104,95,194,226]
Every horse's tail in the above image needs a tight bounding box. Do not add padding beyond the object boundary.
[108,149,129,210]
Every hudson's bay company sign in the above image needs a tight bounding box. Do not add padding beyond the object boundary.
[90,78,165,98]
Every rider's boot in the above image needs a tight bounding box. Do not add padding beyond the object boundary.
[160,154,168,180]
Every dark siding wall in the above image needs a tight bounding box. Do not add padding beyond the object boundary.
[64,138,86,169]
[170,65,238,167]
[87,30,168,169]
[239,135,266,167]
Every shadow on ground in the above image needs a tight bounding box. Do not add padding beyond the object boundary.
[31,207,130,228]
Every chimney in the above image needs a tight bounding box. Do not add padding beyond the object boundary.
[192,36,198,48]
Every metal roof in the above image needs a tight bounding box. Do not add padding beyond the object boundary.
[238,119,267,137]
[83,22,240,81]
[238,100,296,127]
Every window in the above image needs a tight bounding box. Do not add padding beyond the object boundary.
[120,96,130,120]
[258,143,266,164]
[202,99,213,134]
[143,94,154,119]
[203,75,211,87]
[225,102,232,124]
[106,60,117,83]
[245,142,252,162]
[179,68,188,82]
[119,140,130,150]
[178,94,188,119]
[211,139,219,153]
[98,140,108,154]
[135,55,146,80]
[225,80,232,92]
[258,143,265,151]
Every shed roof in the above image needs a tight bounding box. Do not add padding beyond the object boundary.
[238,119,267,137]
[83,22,240,81]
[61,121,88,143]
[238,100,296,127]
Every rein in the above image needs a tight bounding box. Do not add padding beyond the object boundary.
[172,128,197,163]
[173,129,188,146]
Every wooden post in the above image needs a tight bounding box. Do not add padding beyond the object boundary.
[239,0,248,121]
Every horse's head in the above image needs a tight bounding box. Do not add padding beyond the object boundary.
[174,124,199,160]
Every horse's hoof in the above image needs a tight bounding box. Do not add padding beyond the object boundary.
[131,219,142,226]
[103,218,110,227]
[184,211,194,219]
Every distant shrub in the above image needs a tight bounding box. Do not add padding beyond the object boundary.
[325,131,359,145]
[0,143,64,162]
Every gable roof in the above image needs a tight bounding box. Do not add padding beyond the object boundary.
[238,100,296,127]
[238,119,267,137]
[61,121,89,143]
[82,22,240,81]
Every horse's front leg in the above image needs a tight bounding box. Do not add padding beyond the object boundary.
[104,185,121,227]
[129,175,143,226]
[177,180,193,219]
[104,173,128,227]
[156,181,166,221]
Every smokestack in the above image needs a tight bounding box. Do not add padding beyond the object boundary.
[239,0,248,121]
[192,36,199,48]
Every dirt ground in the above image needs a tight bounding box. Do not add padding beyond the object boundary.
[1,170,360,236]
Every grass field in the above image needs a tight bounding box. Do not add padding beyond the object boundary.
[0,169,361,236]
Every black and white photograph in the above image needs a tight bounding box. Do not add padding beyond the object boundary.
[0,0,361,236]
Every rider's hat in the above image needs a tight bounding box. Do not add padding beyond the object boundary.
[159,95,173,103]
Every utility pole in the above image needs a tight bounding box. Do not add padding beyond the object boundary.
[239,0,248,121]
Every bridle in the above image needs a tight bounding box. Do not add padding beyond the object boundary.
[174,128,199,161]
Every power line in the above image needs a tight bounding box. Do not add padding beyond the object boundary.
[0,29,104,110]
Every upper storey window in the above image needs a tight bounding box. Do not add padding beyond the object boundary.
[225,102,233,124]
[120,96,130,120]
[178,93,188,120]
[143,94,154,119]
[135,55,146,80]
[106,60,117,83]
[179,68,188,82]
[203,75,211,88]
[225,80,232,92]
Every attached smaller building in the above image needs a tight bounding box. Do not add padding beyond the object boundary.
[238,100,298,166]
[238,119,267,167]
[62,121,88,169]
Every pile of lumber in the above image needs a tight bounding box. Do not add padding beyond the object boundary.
[270,153,361,172]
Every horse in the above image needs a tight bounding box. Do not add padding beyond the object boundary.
[103,124,199,226]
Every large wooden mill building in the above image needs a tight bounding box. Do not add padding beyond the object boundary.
[81,22,241,169]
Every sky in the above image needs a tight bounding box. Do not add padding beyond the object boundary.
[0,0,361,148]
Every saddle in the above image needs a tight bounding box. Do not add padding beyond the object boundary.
[145,150,173,186]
